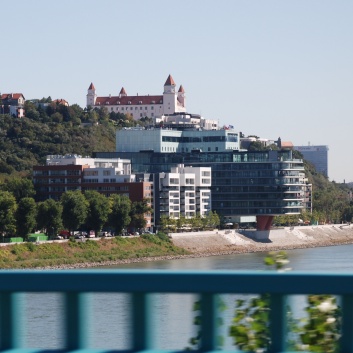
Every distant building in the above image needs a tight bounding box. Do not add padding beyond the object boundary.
[116,127,240,153]
[294,145,329,177]
[52,99,69,106]
[86,74,186,119]
[33,155,153,229]
[1,93,25,117]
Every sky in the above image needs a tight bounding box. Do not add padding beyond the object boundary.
[1,0,352,182]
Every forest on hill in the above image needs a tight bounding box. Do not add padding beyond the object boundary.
[0,98,149,177]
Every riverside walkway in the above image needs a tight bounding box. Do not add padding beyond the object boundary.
[1,270,353,353]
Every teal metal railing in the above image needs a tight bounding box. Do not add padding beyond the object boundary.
[1,270,353,353]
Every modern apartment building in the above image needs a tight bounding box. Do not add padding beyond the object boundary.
[116,127,240,153]
[95,128,308,230]
[157,164,211,220]
[294,145,329,177]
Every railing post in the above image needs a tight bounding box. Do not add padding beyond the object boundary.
[0,292,24,350]
[64,292,89,350]
[269,293,287,353]
[340,295,353,353]
[200,293,218,352]
[132,292,153,351]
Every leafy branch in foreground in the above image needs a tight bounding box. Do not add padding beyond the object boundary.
[187,251,341,352]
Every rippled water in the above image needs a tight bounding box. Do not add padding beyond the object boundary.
[25,244,353,350]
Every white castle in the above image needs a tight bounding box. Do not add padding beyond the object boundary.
[86,74,186,120]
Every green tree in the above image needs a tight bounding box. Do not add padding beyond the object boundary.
[60,191,88,235]
[130,199,152,231]
[0,190,17,237]
[108,194,131,235]
[84,191,110,236]
[37,198,63,237]
[16,197,37,240]
[1,177,35,202]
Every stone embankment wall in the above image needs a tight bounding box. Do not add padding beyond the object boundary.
[170,224,353,255]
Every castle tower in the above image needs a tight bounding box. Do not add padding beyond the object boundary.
[119,87,127,97]
[177,85,185,109]
[86,83,97,107]
[163,74,177,114]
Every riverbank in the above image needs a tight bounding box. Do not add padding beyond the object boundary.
[34,224,353,270]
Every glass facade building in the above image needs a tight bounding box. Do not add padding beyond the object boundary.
[94,149,306,229]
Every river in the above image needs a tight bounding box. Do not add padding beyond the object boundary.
[25,244,353,350]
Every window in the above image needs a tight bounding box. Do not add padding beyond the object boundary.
[103,170,111,176]
[151,106,154,110]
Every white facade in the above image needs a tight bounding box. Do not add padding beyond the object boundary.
[116,128,240,153]
[46,154,132,175]
[86,75,186,119]
[159,164,211,219]
[155,113,218,130]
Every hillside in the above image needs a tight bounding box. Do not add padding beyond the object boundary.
[0,114,116,176]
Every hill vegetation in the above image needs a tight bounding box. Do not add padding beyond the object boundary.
[0,99,150,177]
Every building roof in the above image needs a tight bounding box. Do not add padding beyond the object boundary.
[164,74,175,86]
[178,85,184,93]
[95,95,163,106]
[88,82,95,90]
[53,99,69,106]
[280,141,294,149]
[1,93,25,100]
[119,87,127,95]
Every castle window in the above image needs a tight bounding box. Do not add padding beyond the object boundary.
[140,107,142,110]
[130,107,133,110]
[151,106,154,110]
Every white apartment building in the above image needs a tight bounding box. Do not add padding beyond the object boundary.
[158,164,211,219]
[86,74,186,119]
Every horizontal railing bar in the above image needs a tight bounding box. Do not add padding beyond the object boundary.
[1,270,353,295]
[0,350,240,353]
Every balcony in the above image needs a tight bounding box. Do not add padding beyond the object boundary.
[1,270,353,353]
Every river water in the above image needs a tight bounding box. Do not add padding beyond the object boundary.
[25,244,353,350]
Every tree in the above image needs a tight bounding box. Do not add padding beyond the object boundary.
[130,199,152,231]
[60,191,88,235]
[16,197,37,240]
[1,177,35,202]
[108,194,131,235]
[84,191,110,236]
[0,191,17,237]
[37,199,63,237]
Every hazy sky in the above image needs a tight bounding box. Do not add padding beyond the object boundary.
[1,1,352,182]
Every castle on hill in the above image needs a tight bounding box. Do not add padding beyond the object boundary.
[86,74,186,120]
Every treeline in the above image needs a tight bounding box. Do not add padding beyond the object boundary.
[0,100,152,176]
[0,178,151,240]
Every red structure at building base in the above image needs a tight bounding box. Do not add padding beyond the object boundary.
[256,215,274,231]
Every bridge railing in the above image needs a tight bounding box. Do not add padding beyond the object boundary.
[1,270,353,353]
